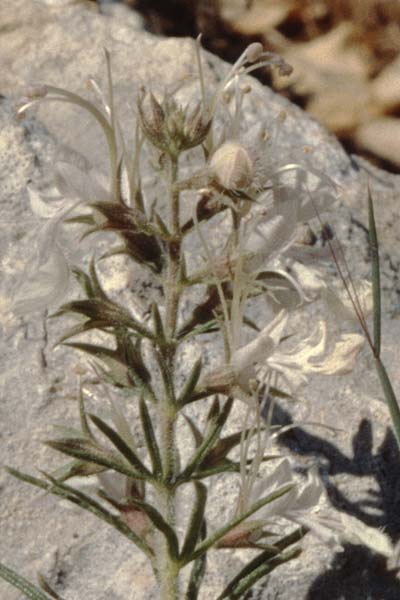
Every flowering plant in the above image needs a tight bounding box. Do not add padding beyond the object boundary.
[1,39,399,600]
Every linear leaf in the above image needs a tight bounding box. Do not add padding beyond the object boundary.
[139,397,162,475]
[151,302,166,344]
[180,482,207,560]
[368,186,381,357]
[128,496,179,560]
[185,521,207,600]
[51,459,106,482]
[46,438,147,480]
[89,414,152,477]
[5,468,153,557]
[218,547,301,599]
[178,397,233,481]
[217,527,305,598]
[186,483,294,564]
[178,358,203,406]
[375,358,400,446]
[0,563,51,600]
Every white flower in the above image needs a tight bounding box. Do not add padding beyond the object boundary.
[230,310,364,392]
[240,459,398,565]
[250,459,324,523]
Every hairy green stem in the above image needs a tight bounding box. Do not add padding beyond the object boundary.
[154,154,182,598]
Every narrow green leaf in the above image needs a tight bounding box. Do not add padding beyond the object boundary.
[128,496,179,560]
[154,210,171,238]
[203,430,248,467]
[54,319,111,346]
[205,396,220,424]
[71,266,95,297]
[89,414,152,477]
[183,414,204,448]
[178,357,203,406]
[189,460,240,480]
[65,214,96,226]
[185,521,207,600]
[186,483,294,564]
[64,343,131,388]
[5,468,153,558]
[0,563,51,600]
[119,333,151,385]
[139,397,162,475]
[180,482,207,560]
[375,358,400,446]
[217,527,305,598]
[178,397,233,481]
[151,302,166,344]
[45,438,147,480]
[368,186,381,356]
[218,547,301,599]
[55,299,154,340]
[51,459,106,482]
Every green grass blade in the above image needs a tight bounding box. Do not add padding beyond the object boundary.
[0,562,51,600]
[368,186,381,356]
[375,358,400,445]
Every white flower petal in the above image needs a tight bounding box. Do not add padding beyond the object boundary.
[232,310,288,384]
[310,332,365,376]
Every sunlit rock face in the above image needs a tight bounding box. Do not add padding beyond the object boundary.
[1,2,400,599]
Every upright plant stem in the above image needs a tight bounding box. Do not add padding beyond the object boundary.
[155,154,182,599]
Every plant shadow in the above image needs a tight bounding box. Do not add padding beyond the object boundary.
[269,402,400,598]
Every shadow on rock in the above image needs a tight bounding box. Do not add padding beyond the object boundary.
[306,546,400,600]
[267,401,400,596]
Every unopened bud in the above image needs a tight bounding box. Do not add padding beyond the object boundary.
[210,141,253,190]
[245,42,264,63]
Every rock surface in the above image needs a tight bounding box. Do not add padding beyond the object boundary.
[1,1,400,599]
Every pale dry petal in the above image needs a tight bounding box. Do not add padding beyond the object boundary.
[232,310,288,385]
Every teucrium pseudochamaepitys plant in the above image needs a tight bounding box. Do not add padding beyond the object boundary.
[2,39,399,599]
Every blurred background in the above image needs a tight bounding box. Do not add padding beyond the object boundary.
[108,0,400,173]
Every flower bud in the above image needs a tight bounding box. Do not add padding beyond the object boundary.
[209,141,254,190]
[245,42,264,63]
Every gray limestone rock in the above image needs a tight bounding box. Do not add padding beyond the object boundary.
[1,1,400,599]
